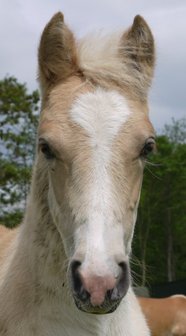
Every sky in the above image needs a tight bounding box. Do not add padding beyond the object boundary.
[0,0,185,131]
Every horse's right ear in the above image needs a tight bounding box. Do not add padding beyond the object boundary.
[38,12,78,90]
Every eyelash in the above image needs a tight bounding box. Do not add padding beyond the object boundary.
[141,138,156,158]
[39,142,55,160]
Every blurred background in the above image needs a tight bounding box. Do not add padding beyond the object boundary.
[0,0,186,296]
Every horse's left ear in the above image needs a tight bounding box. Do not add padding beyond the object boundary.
[121,15,155,90]
[38,12,78,90]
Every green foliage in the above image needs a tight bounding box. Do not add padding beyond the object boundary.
[0,76,39,227]
[133,121,186,285]
[163,118,186,144]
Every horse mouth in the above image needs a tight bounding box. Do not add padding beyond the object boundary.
[73,296,122,315]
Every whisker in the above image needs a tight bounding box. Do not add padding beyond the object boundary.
[145,159,162,167]
[144,165,162,180]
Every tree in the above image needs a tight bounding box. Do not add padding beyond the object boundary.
[0,76,39,227]
[132,119,186,285]
[164,118,186,144]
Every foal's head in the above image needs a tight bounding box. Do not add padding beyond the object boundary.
[37,12,155,314]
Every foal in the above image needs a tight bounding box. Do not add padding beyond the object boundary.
[0,12,156,336]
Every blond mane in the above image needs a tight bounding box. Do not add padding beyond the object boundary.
[78,30,154,100]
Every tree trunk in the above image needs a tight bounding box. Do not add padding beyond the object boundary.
[166,207,175,281]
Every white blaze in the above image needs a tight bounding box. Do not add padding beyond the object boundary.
[70,88,132,266]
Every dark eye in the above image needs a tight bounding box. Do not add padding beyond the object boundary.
[39,140,55,160]
[141,137,156,157]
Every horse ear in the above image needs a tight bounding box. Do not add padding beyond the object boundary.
[120,15,155,90]
[38,12,78,89]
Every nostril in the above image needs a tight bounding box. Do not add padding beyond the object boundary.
[71,260,81,273]
[70,260,90,302]
[117,261,129,296]
[118,261,128,274]
[109,261,130,302]
[70,260,82,293]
